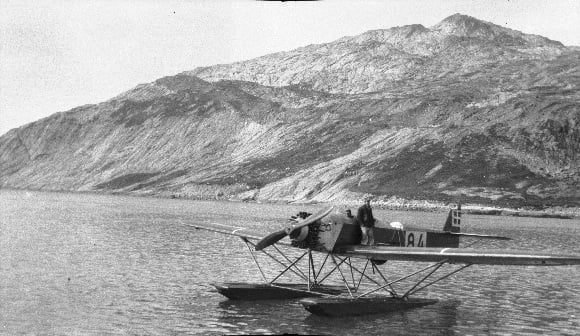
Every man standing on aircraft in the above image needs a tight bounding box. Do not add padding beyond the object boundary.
[357,197,375,245]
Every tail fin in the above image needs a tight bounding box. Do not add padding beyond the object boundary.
[443,204,461,233]
[443,203,512,241]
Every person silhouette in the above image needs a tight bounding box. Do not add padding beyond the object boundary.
[357,197,375,245]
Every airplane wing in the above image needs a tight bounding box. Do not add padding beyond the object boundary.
[337,245,580,266]
[188,222,291,246]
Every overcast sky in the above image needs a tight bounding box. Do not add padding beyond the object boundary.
[1,0,579,135]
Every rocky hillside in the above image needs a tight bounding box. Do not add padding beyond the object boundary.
[189,14,566,94]
[1,14,579,209]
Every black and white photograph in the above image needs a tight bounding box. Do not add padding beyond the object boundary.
[1,0,579,334]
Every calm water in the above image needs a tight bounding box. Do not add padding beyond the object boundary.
[1,189,579,335]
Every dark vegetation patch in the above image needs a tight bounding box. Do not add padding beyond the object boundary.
[494,105,580,167]
[539,118,580,154]
[211,80,285,122]
[112,80,283,128]
[155,74,212,92]
[351,133,563,208]
[131,169,189,190]
[436,134,539,188]
[95,172,160,190]
[111,100,153,128]
[158,91,220,119]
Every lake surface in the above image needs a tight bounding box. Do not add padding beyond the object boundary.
[1,189,579,335]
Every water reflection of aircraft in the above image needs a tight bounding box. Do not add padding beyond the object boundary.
[192,205,580,316]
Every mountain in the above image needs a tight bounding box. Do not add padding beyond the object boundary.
[1,14,579,209]
[188,14,565,94]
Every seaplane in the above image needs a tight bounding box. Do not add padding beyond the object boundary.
[192,204,580,317]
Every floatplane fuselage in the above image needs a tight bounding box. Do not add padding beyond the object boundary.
[193,205,580,317]
[271,205,508,255]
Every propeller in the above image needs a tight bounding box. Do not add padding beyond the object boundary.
[255,206,334,251]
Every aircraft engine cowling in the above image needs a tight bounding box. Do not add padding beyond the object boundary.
[289,226,309,242]
[291,222,321,249]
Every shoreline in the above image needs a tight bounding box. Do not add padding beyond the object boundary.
[324,198,578,219]
[2,187,578,220]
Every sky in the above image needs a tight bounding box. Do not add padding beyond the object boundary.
[1,0,579,136]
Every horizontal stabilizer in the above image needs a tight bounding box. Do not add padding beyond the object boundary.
[448,232,512,240]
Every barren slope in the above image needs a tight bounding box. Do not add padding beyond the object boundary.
[1,14,578,208]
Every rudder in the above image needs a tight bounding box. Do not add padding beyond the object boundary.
[443,204,461,233]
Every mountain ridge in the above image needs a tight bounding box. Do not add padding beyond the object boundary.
[187,14,567,94]
[1,14,579,210]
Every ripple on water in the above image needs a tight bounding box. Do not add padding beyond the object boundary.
[1,190,579,335]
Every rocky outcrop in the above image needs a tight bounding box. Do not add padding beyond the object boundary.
[1,14,579,208]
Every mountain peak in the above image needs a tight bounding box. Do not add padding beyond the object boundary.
[433,13,500,37]
[431,13,563,48]
[442,13,485,25]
